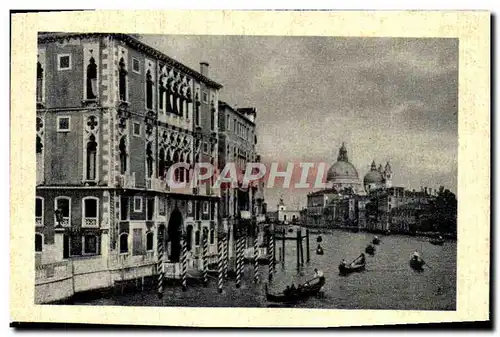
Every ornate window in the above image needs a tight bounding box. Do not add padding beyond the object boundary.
[57,116,71,132]
[119,233,129,254]
[146,232,154,251]
[209,229,215,245]
[54,196,71,227]
[36,62,44,103]
[57,54,71,71]
[86,135,97,181]
[158,148,166,179]
[146,142,153,178]
[119,136,128,174]
[86,57,97,99]
[82,197,99,227]
[195,230,200,246]
[132,58,140,74]
[120,196,129,220]
[35,197,43,227]
[146,198,154,221]
[146,69,153,110]
[119,57,127,102]
[186,225,193,251]
[133,196,143,213]
[83,234,99,255]
[35,233,43,252]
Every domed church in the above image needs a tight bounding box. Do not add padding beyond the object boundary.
[363,160,392,193]
[326,142,362,193]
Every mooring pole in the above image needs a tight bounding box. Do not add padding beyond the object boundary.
[299,230,304,266]
[282,228,286,265]
[296,230,300,271]
[306,229,310,263]
[272,231,276,271]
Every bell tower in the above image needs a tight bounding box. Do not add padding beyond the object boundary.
[384,161,392,188]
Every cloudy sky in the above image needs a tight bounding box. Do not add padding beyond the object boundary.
[139,35,458,210]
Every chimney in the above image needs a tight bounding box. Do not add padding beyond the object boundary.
[200,62,209,77]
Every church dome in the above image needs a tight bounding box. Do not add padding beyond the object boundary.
[363,160,385,192]
[326,143,360,185]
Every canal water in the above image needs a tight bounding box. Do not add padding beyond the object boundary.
[75,229,456,310]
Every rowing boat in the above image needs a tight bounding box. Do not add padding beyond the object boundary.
[338,261,366,275]
[265,277,326,302]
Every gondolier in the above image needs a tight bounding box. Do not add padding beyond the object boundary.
[314,268,325,282]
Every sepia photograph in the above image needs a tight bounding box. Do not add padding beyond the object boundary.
[10,10,490,328]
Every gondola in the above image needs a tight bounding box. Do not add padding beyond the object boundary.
[365,244,376,255]
[372,237,380,245]
[409,256,425,271]
[316,236,323,243]
[338,261,366,275]
[265,277,326,303]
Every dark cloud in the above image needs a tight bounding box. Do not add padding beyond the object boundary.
[139,35,458,209]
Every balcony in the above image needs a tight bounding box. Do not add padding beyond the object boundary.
[146,177,164,191]
[83,217,98,228]
[115,172,136,189]
[54,217,70,227]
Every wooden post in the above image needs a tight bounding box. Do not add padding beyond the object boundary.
[224,229,229,279]
[268,231,274,281]
[157,231,164,298]
[272,231,276,271]
[181,236,188,291]
[203,229,208,287]
[217,237,223,293]
[254,232,259,283]
[299,230,304,266]
[282,228,286,265]
[306,229,310,263]
[296,230,300,271]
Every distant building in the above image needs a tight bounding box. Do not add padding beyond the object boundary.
[267,199,301,225]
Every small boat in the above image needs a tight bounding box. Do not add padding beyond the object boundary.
[409,256,425,271]
[365,244,376,255]
[372,237,380,245]
[316,247,324,255]
[316,236,323,243]
[430,236,445,246]
[265,277,326,303]
[339,261,366,275]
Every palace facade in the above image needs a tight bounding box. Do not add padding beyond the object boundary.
[35,33,223,284]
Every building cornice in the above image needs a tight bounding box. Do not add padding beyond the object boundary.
[38,32,223,89]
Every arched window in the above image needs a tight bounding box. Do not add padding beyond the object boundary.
[82,197,99,227]
[146,232,154,251]
[86,57,97,99]
[35,197,43,226]
[158,148,166,179]
[54,196,71,227]
[195,230,200,246]
[146,142,153,178]
[119,233,129,254]
[119,57,127,101]
[146,70,153,110]
[86,135,97,180]
[186,225,193,251]
[36,62,43,102]
[35,233,43,252]
[119,136,127,174]
[36,135,43,154]
[209,229,215,245]
[173,151,180,182]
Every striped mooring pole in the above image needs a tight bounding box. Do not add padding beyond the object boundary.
[223,234,228,280]
[203,229,208,287]
[239,237,245,279]
[253,233,259,283]
[235,236,242,288]
[268,232,274,281]
[217,237,224,293]
[157,233,164,298]
[181,236,188,291]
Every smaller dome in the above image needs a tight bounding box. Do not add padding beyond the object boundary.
[364,170,384,185]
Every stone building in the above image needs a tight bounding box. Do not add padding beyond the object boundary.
[35,33,222,284]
